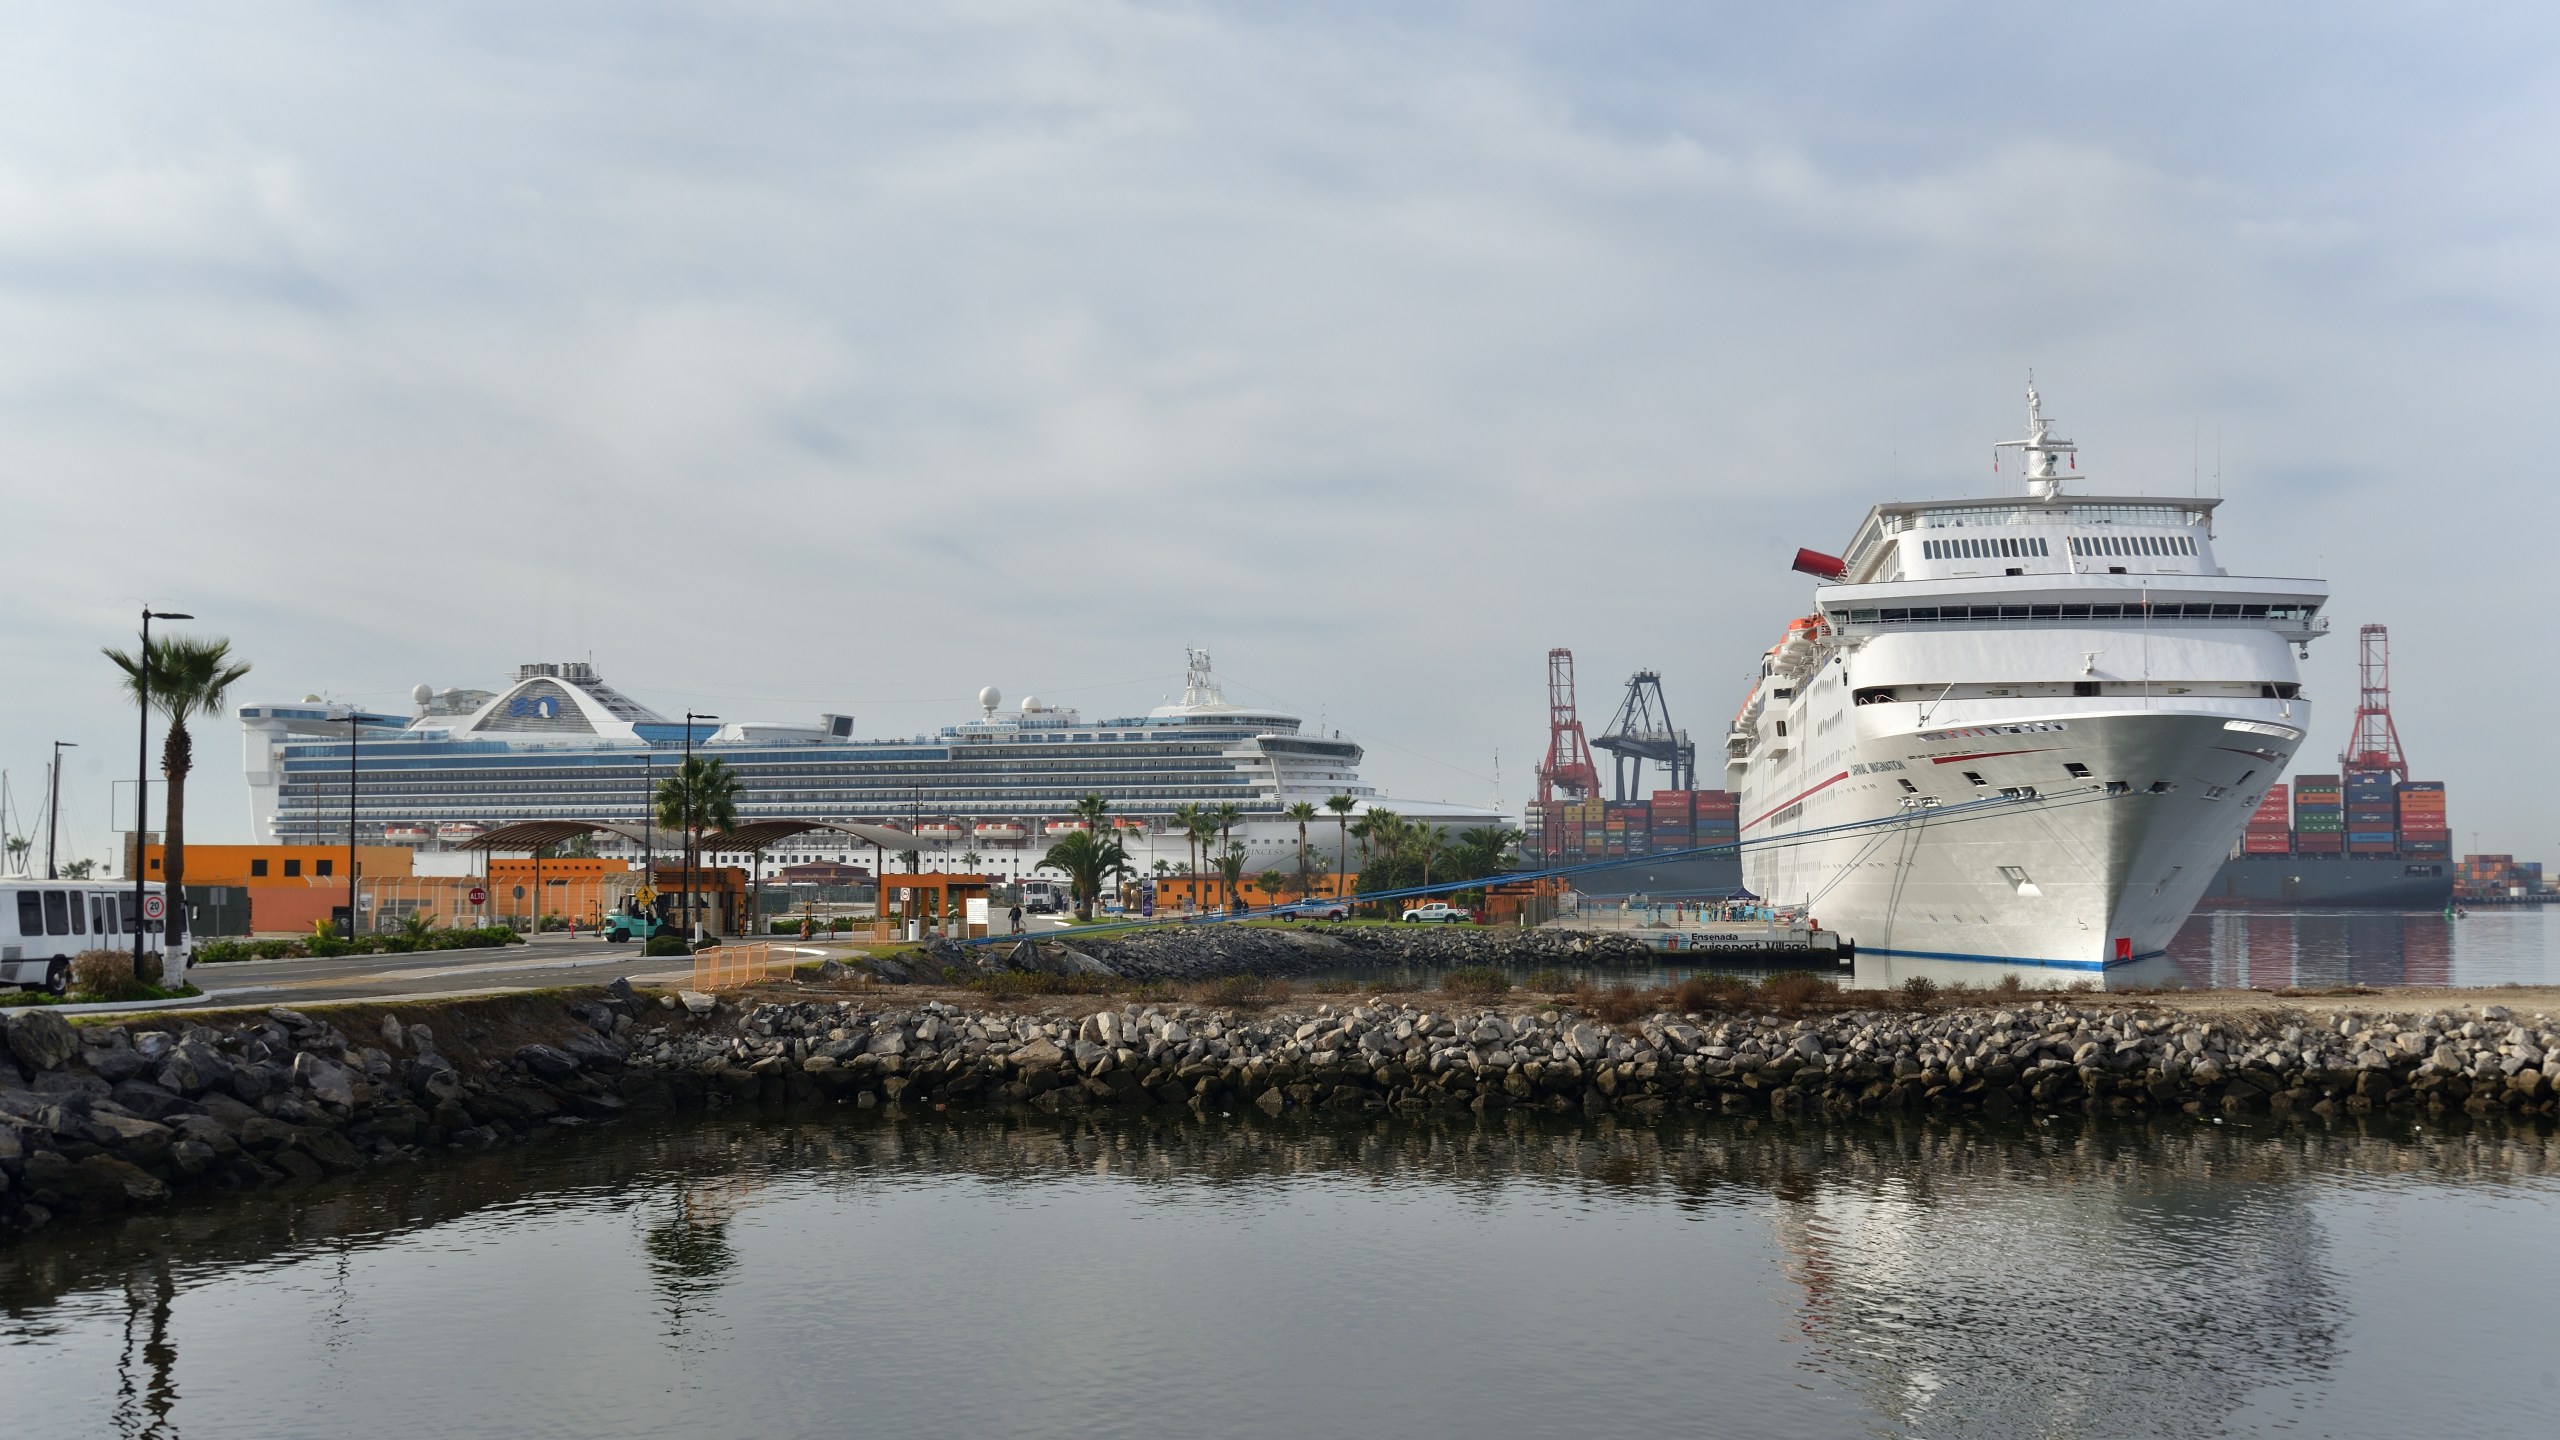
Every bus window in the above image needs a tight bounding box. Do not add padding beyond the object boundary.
[15,891,40,936]
[44,890,70,935]
[92,896,107,934]
[103,894,124,934]
[68,892,85,935]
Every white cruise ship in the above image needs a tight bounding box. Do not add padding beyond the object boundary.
[240,650,1501,880]
[1729,384,2328,981]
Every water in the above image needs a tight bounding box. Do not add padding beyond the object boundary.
[1297,908,2559,992]
[7,1109,2556,1439]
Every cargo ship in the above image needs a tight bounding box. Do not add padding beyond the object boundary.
[1523,790,1745,896]
[2201,624,2458,909]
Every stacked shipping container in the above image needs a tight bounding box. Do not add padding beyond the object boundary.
[2344,768,2397,853]
[1527,791,1739,864]
[2292,774,2344,854]
[2396,781,2449,857]
[2242,783,2291,855]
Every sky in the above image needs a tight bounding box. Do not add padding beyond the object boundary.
[2,1,2554,867]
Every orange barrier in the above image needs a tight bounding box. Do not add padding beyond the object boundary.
[691,942,797,991]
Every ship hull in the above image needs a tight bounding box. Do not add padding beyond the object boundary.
[2200,855,2454,909]
[1743,708,2304,982]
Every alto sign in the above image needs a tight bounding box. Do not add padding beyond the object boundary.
[467,886,487,906]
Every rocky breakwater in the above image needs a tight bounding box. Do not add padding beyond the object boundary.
[9,987,2555,1236]
[0,987,652,1236]
[620,992,2560,1128]
[1055,923,1656,981]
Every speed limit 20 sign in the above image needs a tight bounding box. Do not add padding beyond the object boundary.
[141,893,166,922]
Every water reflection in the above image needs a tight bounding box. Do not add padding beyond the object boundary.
[2167,907,2555,988]
[3,1110,2554,1439]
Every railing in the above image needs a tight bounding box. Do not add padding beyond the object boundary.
[1830,609,2329,642]
[691,941,797,991]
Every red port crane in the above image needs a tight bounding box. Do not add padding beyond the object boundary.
[1536,648,1602,803]
[2340,623,2408,782]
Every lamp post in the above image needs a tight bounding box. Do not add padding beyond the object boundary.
[683,712,717,939]
[643,750,655,923]
[46,740,75,879]
[132,607,192,977]
[344,707,360,938]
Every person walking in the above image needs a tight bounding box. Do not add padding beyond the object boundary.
[1008,902,1025,935]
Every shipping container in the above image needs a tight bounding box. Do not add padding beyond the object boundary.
[2241,836,2292,854]
[2295,834,2345,853]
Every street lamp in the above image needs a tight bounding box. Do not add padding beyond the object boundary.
[343,706,361,938]
[133,607,192,977]
[46,740,76,879]
[683,712,717,939]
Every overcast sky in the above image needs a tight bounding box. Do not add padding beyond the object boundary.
[3,1,2554,866]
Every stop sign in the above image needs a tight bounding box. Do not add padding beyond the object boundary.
[467,886,487,905]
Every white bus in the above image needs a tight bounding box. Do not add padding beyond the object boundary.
[1,881,170,995]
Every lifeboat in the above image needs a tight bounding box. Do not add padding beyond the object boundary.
[383,824,433,845]
[1043,820,1090,837]
[436,823,487,841]
[976,822,1028,842]
[915,822,965,842]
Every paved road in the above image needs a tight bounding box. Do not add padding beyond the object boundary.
[171,935,835,1010]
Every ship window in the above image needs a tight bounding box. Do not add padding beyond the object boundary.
[2105,781,2131,795]
[2064,762,2091,778]
[2147,781,2175,794]
[2108,566,2127,574]
[1963,771,1987,787]
[1897,778,1917,793]
[2073,681,2101,698]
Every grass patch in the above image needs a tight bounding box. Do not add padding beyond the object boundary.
[1195,973,1291,1010]
[1441,966,1511,998]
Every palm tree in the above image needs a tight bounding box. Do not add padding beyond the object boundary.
[1212,802,1244,910]
[1185,810,1218,911]
[4,836,30,875]
[105,634,251,949]
[1326,794,1356,876]
[1073,792,1111,837]
[1036,827,1130,922]
[1418,823,1450,888]
[1214,843,1248,912]
[1284,801,1318,895]
[653,755,740,936]
[1254,870,1286,912]
[1170,802,1204,878]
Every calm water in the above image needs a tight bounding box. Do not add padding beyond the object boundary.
[1301,908,2560,991]
[6,1109,2556,1439]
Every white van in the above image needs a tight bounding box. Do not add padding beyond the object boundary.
[1,880,170,995]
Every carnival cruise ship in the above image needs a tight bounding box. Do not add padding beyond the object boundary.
[240,651,1501,878]
[1731,384,2329,979]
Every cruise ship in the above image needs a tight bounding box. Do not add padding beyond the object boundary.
[1731,383,2329,982]
[240,651,1502,879]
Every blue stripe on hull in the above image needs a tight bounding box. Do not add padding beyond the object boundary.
[1860,945,2166,972]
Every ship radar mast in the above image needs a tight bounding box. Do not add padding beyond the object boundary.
[1992,374,2077,501]
[1180,647,1227,708]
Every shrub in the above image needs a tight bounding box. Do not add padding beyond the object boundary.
[195,939,251,965]
[1574,981,1647,1025]
[1759,971,1836,1016]
[1667,974,1751,1013]
[1524,968,1573,995]
[72,950,154,1002]
[1899,975,1940,1009]
[1991,972,2026,1000]
[643,934,689,958]
[1441,966,1511,998]
[1200,973,1288,1009]
[1129,980,1177,1003]
[968,971,1120,1000]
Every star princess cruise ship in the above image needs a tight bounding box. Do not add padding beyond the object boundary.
[1727,383,2329,983]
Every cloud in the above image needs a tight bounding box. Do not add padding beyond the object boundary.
[0,2,2552,860]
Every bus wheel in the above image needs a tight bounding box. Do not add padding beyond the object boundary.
[44,959,70,996]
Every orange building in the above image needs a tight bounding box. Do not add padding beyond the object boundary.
[141,843,415,886]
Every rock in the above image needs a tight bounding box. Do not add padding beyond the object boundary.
[380,1014,407,1051]
[5,1010,79,1072]
[816,959,847,981]
[679,991,717,1017]
[291,1053,358,1111]
[84,1046,152,1084]
[156,1045,227,1097]
[1013,1038,1067,1069]
[516,1044,582,1080]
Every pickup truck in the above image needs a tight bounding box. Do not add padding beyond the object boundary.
[1281,900,1352,921]
[1399,902,1468,924]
